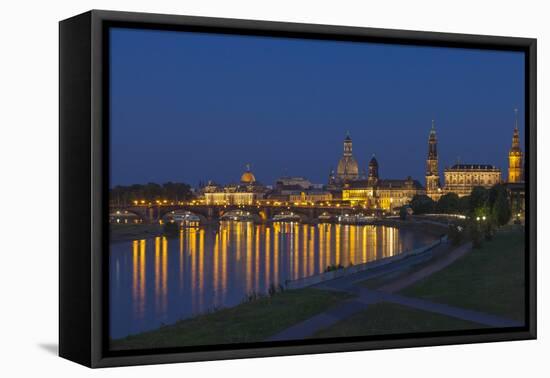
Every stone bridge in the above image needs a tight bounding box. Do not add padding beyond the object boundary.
[109,204,374,223]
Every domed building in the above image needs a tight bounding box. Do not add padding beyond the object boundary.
[203,164,267,205]
[342,154,425,212]
[336,133,359,182]
[240,164,256,184]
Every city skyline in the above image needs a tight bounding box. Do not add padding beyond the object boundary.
[110,28,525,187]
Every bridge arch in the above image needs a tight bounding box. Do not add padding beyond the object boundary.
[109,209,144,223]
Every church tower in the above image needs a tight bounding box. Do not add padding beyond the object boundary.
[425,120,441,200]
[368,155,379,185]
[336,132,359,182]
[508,109,523,183]
[343,133,353,157]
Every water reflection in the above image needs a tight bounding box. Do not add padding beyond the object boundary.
[110,221,435,338]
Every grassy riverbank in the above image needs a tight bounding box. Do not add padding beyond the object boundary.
[400,225,525,322]
[111,288,352,350]
[110,223,163,242]
[313,226,524,337]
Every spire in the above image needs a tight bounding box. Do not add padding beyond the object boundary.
[427,119,437,159]
[511,109,521,152]
[508,108,523,183]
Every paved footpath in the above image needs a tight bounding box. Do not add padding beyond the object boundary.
[267,241,522,342]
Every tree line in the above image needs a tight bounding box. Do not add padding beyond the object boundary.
[407,184,514,248]
[408,184,512,225]
[110,182,194,205]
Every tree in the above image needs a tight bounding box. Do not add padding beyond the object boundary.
[492,189,512,226]
[436,192,460,214]
[109,181,195,205]
[409,194,435,214]
[469,186,489,216]
[468,220,483,249]
[399,206,409,220]
[457,195,471,215]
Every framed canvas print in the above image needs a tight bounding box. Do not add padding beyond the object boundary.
[59,10,536,368]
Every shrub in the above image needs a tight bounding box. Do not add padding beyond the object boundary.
[468,221,483,249]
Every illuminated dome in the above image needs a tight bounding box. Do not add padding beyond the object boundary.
[240,166,256,184]
[336,133,359,181]
[336,157,359,180]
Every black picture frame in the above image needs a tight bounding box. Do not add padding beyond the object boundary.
[59,9,537,368]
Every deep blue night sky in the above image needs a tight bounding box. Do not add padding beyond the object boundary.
[109,27,525,188]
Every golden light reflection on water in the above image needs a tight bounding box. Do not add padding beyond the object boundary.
[213,233,219,306]
[179,230,184,290]
[154,237,160,314]
[246,223,253,293]
[273,224,279,286]
[161,236,168,314]
[221,228,228,301]
[255,225,260,292]
[120,222,426,337]
[265,227,271,286]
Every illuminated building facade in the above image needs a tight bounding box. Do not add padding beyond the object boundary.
[505,110,525,222]
[203,165,267,205]
[425,121,442,200]
[342,156,424,211]
[508,109,524,183]
[443,164,501,197]
[423,121,502,198]
[288,190,333,204]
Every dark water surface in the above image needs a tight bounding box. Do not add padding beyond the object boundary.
[110,221,436,338]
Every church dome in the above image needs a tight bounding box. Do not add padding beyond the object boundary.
[337,156,359,180]
[240,170,256,184]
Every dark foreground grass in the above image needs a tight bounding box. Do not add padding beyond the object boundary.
[400,226,525,322]
[313,302,486,338]
[111,288,351,350]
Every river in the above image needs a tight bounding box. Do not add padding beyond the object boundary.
[109,221,436,339]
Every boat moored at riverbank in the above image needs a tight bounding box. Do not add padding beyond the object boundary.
[220,210,254,222]
[272,211,302,222]
[336,213,376,225]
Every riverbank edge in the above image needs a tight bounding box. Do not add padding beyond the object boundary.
[285,236,446,290]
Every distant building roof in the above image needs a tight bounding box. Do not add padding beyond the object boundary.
[447,164,498,170]
[345,178,424,190]
[377,179,424,190]
[277,184,304,190]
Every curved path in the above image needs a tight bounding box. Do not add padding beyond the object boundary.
[266,241,522,342]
